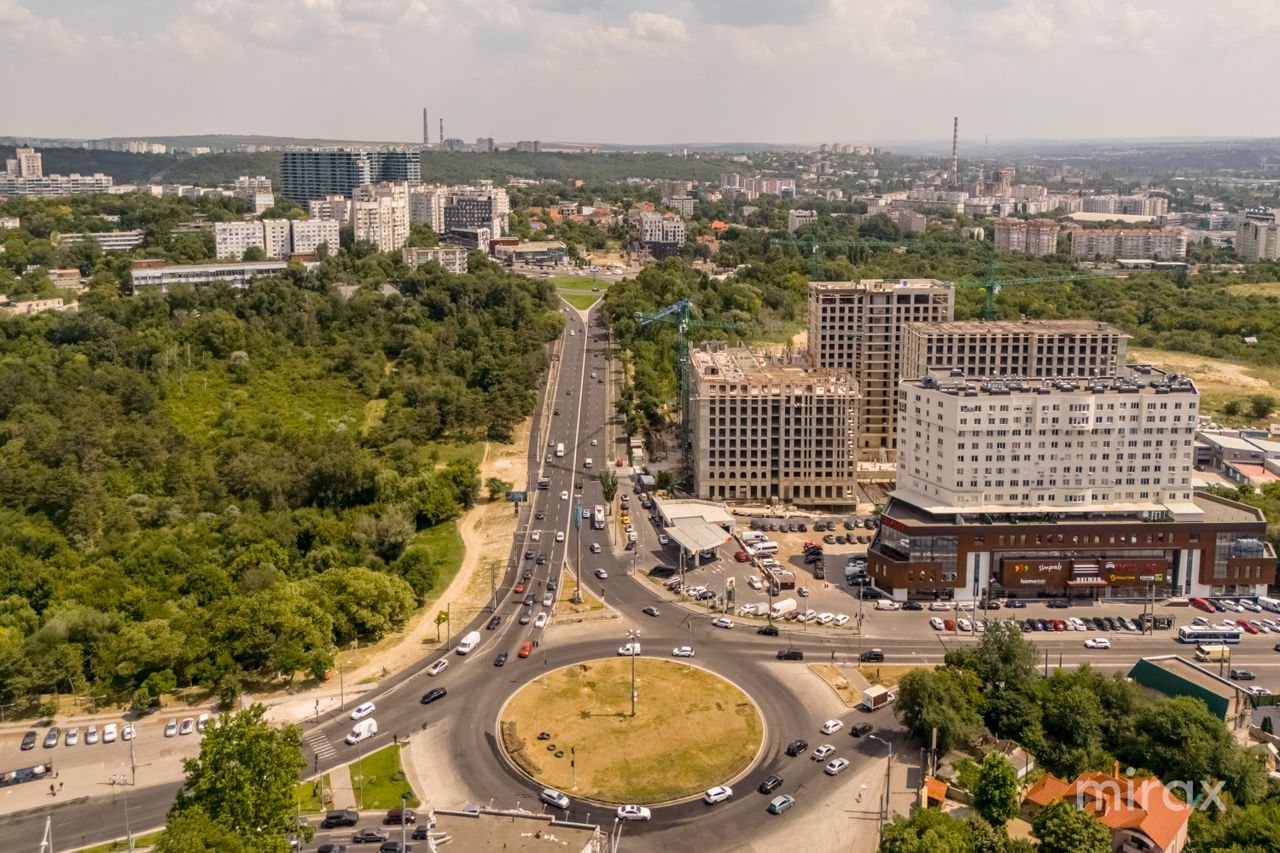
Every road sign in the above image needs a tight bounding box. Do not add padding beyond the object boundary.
[507,491,528,503]
[726,578,735,590]
[573,496,582,530]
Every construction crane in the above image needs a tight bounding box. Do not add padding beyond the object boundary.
[967,260,1097,321]
[635,300,752,490]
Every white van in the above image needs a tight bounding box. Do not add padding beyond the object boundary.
[750,541,779,556]
[741,531,767,545]
[583,458,592,468]
[456,630,481,655]
[350,701,376,721]
[345,717,377,745]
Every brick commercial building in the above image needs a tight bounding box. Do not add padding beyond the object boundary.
[868,369,1274,601]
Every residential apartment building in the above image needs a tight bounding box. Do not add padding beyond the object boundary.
[280,149,421,203]
[402,245,468,274]
[901,320,1128,381]
[5,147,41,178]
[1235,207,1279,261]
[442,183,509,240]
[351,196,410,252]
[664,194,696,217]
[515,140,541,153]
[0,172,114,197]
[689,343,860,506]
[262,219,292,259]
[787,209,818,233]
[129,259,318,292]
[408,185,445,232]
[308,195,351,222]
[868,368,1274,601]
[1081,193,1168,218]
[59,230,145,251]
[233,176,275,214]
[288,219,340,256]
[808,279,955,463]
[214,221,266,260]
[993,218,1060,256]
[0,296,68,316]
[1069,227,1187,259]
[636,211,687,259]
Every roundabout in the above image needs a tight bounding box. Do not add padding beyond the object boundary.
[499,657,765,804]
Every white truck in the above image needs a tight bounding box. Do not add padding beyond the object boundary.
[555,443,565,458]
[769,598,798,619]
[345,717,377,745]
[861,685,896,712]
[456,630,481,655]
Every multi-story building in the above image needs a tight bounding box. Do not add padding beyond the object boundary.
[408,185,445,232]
[689,343,860,506]
[402,245,468,274]
[280,149,421,203]
[664,194,696,217]
[5,147,42,178]
[493,241,566,267]
[443,183,509,240]
[993,218,1060,256]
[787,209,817,233]
[808,279,955,463]
[515,141,541,153]
[351,196,410,252]
[307,195,351,222]
[0,172,113,197]
[475,137,494,154]
[1069,227,1187,259]
[262,219,292,259]
[1235,208,1279,261]
[233,176,275,215]
[129,258,319,292]
[59,230,146,251]
[868,368,1275,601]
[636,211,686,259]
[901,320,1128,381]
[214,221,266,260]
[289,219,340,256]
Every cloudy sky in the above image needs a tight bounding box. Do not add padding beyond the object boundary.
[4,0,1279,145]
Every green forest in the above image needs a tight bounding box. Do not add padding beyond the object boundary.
[0,243,562,712]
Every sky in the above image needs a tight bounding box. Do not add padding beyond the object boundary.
[5,0,1280,145]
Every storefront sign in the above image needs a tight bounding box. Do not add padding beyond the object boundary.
[1102,559,1168,585]
[1000,558,1070,588]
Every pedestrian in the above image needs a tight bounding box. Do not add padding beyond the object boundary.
[50,783,55,796]
[59,782,64,792]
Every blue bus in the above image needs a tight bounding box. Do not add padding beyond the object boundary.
[1177,625,1243,644]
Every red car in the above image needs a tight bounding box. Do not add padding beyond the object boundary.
[515,583,525,594]
[1191,597,1217,613]
[943,619,956,630]
[734,551,749,562]
[1237,619,1260,634]
[1053,620,1067,632]
[518,641,533,658]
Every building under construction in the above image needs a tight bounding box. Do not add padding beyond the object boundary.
[688,343,860,507]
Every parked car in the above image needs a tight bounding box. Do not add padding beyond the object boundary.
[21,730,37,750]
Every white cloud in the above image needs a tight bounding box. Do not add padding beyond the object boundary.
[627,11,688,42]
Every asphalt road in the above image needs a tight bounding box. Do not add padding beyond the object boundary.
[7,300,1280,852]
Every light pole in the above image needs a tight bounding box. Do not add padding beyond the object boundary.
[868,734,893,836]
[625,628,641,717]
[400,792,409,851]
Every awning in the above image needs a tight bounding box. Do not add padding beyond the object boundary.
[665,522,733,554]
[1067,578,1109,587]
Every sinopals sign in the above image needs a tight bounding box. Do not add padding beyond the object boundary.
[1001,557,1070,587]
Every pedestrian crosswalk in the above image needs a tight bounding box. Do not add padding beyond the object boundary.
[304,729,337,761]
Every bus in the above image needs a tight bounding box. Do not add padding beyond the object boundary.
[1193,644,1230,662]
[1258,596,1280,614]
[1177,625,1243,644]
[592,505,605,530]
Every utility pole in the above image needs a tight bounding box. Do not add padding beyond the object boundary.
[400,793,409,851]
[123,781,134,852]
[625,628,641,716]
[446,602,451,651]
[130,738,136,786]
[869,734,893,837]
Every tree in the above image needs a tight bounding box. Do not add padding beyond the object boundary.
[599,471,618,505]
[879,808,972,853]
[1224,399,1242,417]
[972,619,1039,689]
[896,667,985,753]
[1249,393,1276,420]
[973,753,1021,828]
[168,705,304,853]
[155,807,252,853]
[242,246,267,262]
[1031,800,1111,853]
[484,477,512,502]
[1263,716,1274,735]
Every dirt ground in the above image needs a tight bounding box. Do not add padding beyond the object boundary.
[1128,347,1276,396]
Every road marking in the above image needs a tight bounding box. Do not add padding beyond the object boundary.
[304,729,337,760]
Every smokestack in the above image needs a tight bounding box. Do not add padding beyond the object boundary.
[951,116,959,186]
[422,108,428,146]
[439,118,444,145]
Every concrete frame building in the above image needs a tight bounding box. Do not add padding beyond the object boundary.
[214,221,266,260]
[901,320,1129,381]
[993,218,1060,255]
[288,219,340,256]
[262,219,292,259]
[0,172,114,197]
[443,182,509,240]
[233,176,275,214]
[59,230,146,251]
[1069,227,1187,259]
[1235,208,1279,261]
[351,196,410,252]
[867,368,1275,601]
[402,245,468,274]
[5,147,42,178]
[689,343,860,507]
[637,211,687,259]
[129,259,318,292]
[280,149,421,203]
[808,279,955,464]
[408,185,445,232]
[787,209,818,233]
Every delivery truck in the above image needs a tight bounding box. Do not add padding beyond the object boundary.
[861,685,896,712]
[769,598,798,619]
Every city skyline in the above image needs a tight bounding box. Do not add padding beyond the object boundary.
[4,0,1280,143]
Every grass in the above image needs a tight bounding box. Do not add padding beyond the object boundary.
[407,521,466,594]
[501,658,762,804]
[561,292,600,310]
[858,664,919,688]
[74,830,164,853]
[550,275,607,290]
[296,774,331,813]
[1225,281,1280,297]
[351,745,421,810]
[557,571,608,615]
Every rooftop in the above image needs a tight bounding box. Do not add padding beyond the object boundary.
[909,365,1195,397]
[690,344,855,389]
[908,319,1128,338]
[1198,432,1264,452]
[810,278,952,292]
[883,491,1260,527]
[1025,763,1191,851]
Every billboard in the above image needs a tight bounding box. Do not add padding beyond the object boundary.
[1000,557,1070,588]
[1101,558,1168,585]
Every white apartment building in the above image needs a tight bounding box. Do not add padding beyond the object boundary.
[5,147,42,178]
[59,230,146,251]
[408,185,445,232]
[664,195,696,217]
[787,209,818,233]
[351,196,410,252]
[262,219,292,259]
[1069,228,1187,259]
[689,343,860,506]
[0,173,113,197]
[308,195,351,222]
[1235,209,1279,261]
[808,279,955,463]
[234,176,275,215]
[214,221,266,260]
[993,218,1060,256]
[901,320,1129,381]
[128,259,318,292]
[895,368,1198,518]
[289,219,340,255]
[402,245,468,274]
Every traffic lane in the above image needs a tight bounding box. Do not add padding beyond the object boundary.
[0,780,180,853]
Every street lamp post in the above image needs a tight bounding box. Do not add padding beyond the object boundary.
[400,792,409,851]
[868,734,893,836]
[625,628,641,717]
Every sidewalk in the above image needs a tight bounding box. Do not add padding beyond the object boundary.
[328,764,357,809]
[0,742,186,817]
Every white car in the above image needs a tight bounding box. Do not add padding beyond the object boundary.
[122,724,135,742]
[833,613,850,626]
[1070,617,1088,631]
[555,531,565,543]
[625,524,635,534]
[1242,600,1262,613]
[595,568,608,579]
[179,718,195,736]
[747,577,763,590]
[1219,599,1241,612]
[531,530,541,542]
[427,658,450,676]
[618,643,641,656]
[957,602,975,611]
[658,534,669,545]
[874,601,901,612]
[85,725,99,745]
[560,490,569,501]
[535,612,549,629]
[65,728,80,746]
[801,609,818,622]
[1084,637,1111,649]
[616,804,651,821]
[1246,685,1271,696]
[703,785,734,804]
[197,713,210,733]
[1192,616,1211,627]
[930,616,945,631]
[825,757,850,776]
[812,744,835,761]
[164,720,177,737]
[957,618,972,632]
[351,701,376,721]
[590,543,602,554]
[975,620,986,633]
[820,719,844,735]
[712,617,734,629]
[928,601,951,611]
[102,723,118,744]
[591,438,598,446]
[672,646,695,657]
[1250,620,1268,633]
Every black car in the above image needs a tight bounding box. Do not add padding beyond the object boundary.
[378,843,411,853]
[1230,669,1256,681]
[1025,619,1040,631]
[902,601,923,611]
[859,649,885,663]
[522,568,533,580]
[20,730,36,750]
[535,511,545,520]
[796,523,807,532]
[985,600,1001,610]
[758,774,784,794]
[553,409,559,416]
[843,520,856,530]
[524,549,535,560]
[412,826,430,840]
[43,727,60,749]
[785,739,809,757]
[643,606,660,617]
[384,808,417,825]
[1274,642,1280,652]
[1046,599,1069,609]
[536,554,547,565]
[757,625,780,636]
[546,579,557,592]
[494,652,508,667]
[777,649,804,661]
[322,810,360,829]
[353,828,389,844]
[835,535,847,545]
[1004,599,1027,609]
[420,688,447,705]
[804,554,824,565]
[523,594,535,607]
[1020,621,1032,632]
[850,723,873,738]
[318,845,350,853]
[486,615,502,631]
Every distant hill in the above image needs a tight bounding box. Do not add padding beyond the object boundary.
[0,146,281,187]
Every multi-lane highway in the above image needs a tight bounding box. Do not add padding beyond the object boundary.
[5,300,1280,852]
